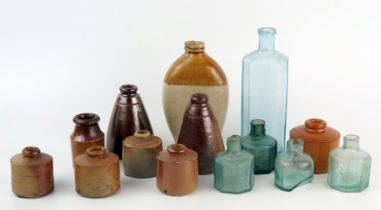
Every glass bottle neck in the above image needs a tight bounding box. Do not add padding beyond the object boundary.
[343,135,360,150]
[250,120,266,138]
[227,135,241,154]
[259,34,275,51]
[287,139,304,154]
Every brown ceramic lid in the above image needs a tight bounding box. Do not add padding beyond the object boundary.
[74,146,118,167]
[156,144,197,163]
[290,118,340,142]
[123,130,162,148]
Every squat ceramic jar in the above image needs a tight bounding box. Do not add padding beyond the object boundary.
[107,84,153,159]
[156,144,198,196]
[122,130,163,178]
[242,119,277,174]
[214,135,254,194]
[11,146,54,198]
[70,113,104,162]
[163,41,229,140]
[290,118,340,173]
[177,93,225,175]
[74,146,120,198]
[327,134,371,192]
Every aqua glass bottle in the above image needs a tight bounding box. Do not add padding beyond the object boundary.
[275,139,313,191]
[214,135,254,194]
[241,27,288,153]
[327,134,371,192]
[241,119,277,174]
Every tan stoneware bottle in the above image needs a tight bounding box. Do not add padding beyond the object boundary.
[163,41,229,140]
[74,146,120,198]
[70,113,104,163]
[122,130,163,178]
[177,93,225,175]
[107,84,153,159]
[290,118,341,174]
[11,146,54,198]
[156,144,198,196]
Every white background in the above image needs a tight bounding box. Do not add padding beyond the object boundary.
[1,0,380,209]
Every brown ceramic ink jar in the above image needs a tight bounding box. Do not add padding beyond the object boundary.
[74,146,120,198]
[70,113,104,162]
[290,118,341,174]
[122,130,163,178]
[156,144,198,196]
[11,146,54,198]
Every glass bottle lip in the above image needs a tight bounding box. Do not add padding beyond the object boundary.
[73,113,100,125]
[251,119,265,126]
[343,134,360,150]
[258,27,277,36]
[184,41,205,53]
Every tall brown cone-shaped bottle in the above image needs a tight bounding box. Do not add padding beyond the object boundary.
[163,41,229,141]
[106,84,153,159]
[177,93,225,175]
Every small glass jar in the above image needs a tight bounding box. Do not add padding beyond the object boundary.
[275,139,314,191]
[214,135,254,193]
[327,134,371,192]
[242,119,277,174]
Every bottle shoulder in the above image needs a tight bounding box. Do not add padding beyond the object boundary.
[215,151,253,164]
[276,152,313,164]
[330,148,371,161]
[243,49,288,63]
[241,135,277,148]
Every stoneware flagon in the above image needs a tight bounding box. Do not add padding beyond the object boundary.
[156,144,198,196]
[11,146,54,198]
[122,130,163,178]
[290,118,340,173]
[70,113,104,163]
[107,84,153,159]
[163,41,229,140]
[177,93,225,175]
[74,146,120,198]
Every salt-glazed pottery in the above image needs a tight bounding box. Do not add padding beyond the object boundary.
[241,27,288,153]
[107,84,153,159]
[290,118,340,173]
[74,146,120,198]
[275,139,314,191]
[122,130,163,178]
[177,93,225,175]
[11,146,54,198]
[214,135,254,194]
[156,144,198,196]
[242,119,277,174]
[328,134,371,192]
[163,41,228,140]
[70,113,104,163]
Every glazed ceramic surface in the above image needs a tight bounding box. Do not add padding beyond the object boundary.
[163,41,228,140]
[107,84,153,159]
[177,93,225,174]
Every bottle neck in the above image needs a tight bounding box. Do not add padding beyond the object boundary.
[287,139,304,154]
[184,41,205,54]
[259,34,275,51]
[343,134,360,150]
[227,135,241,154]
[250,119,266,138]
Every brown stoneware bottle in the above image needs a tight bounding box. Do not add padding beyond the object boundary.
[290,118,341,174]
[156,144,198,196]
[177,93,225,174]
[70,113,104,163]
[74,146,120,198]
[122,130,163,178]
[107,84,153,159]
[11,146,54,198]
[163,41,229,140]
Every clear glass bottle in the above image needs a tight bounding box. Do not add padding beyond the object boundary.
[275,139,313,191]
[214,135,254,194]
[241,27,288,153]
[241,119,277,174]
[327,134,371,192]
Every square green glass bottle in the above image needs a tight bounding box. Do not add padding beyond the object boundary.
[327,134,371,192]
[214,135,254,194]
[275,139,314,191]
[242,119,277,174]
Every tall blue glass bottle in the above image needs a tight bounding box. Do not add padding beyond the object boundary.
[241,27,288,153]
